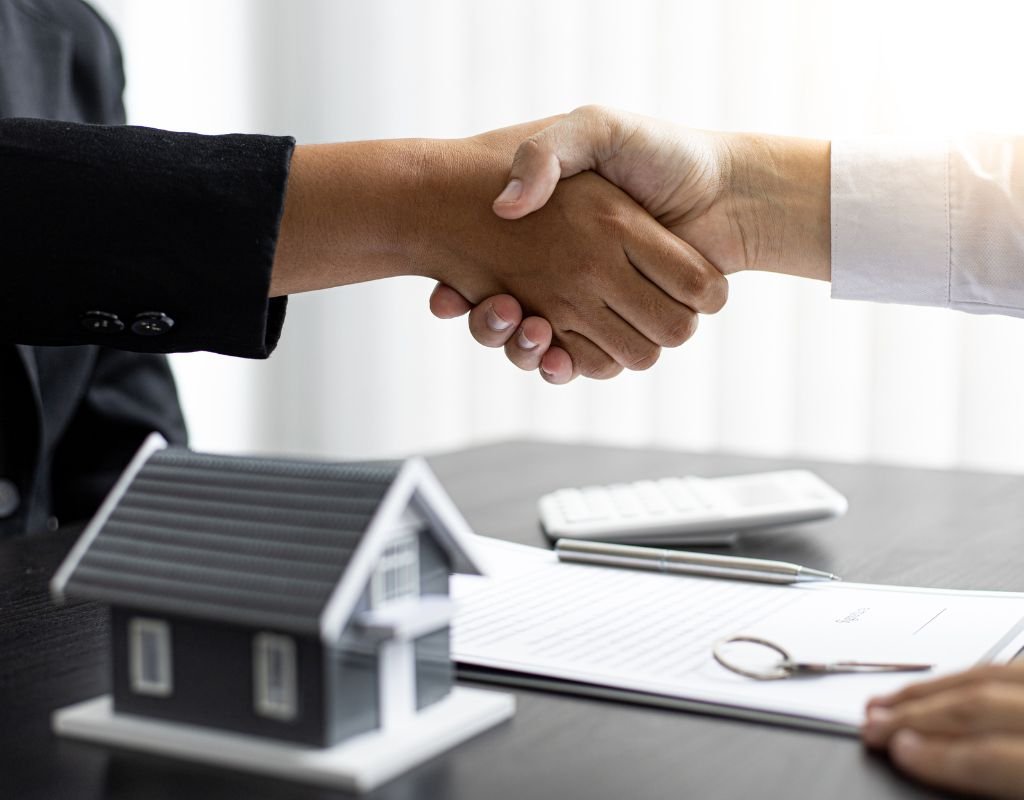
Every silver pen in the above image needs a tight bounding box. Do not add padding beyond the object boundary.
[554,539,840,584]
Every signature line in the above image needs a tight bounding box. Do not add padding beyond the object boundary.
[913,608,948,636]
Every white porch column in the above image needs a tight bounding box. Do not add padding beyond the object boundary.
[378,640,416,730]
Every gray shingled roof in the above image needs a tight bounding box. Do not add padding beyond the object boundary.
[58,448,404,635]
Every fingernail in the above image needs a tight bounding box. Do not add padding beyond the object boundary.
[485,307,513,333]
[494,178,523,205]
[517,327,538,350]
[892,730,923,760]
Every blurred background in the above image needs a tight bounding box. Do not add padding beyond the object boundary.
[87,0,1024,472]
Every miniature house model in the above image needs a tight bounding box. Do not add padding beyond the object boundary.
[50,434,513,791]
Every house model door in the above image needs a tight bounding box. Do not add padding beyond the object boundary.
[372,533,420,729]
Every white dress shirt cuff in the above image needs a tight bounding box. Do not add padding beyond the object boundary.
[831,137,950,308]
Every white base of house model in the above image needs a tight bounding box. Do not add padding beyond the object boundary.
[53,687,515,793]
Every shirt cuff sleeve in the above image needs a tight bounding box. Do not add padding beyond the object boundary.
[830,137,950,308]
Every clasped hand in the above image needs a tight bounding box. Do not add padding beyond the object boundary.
[429,107,739,383]
[430,106,830,383]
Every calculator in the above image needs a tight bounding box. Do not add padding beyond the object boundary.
[538,470,848,545]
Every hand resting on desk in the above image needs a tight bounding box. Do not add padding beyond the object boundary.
[862,662,1024,799]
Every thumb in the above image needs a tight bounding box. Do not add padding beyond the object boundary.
[492,115,600,220]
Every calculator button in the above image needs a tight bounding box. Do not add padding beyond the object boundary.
[683,477,728,510]
[658,478,702,511]
[554,489,592,522]
[734,480,797,507]
[582,487,615,519]
[609,484,642,517]
[633,481,670,515]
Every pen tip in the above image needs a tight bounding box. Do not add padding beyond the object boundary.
[830,574,842,581]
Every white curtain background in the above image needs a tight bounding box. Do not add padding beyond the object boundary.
[86,0,1024,472]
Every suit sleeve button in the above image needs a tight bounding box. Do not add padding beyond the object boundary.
[80,310,124,333]
[131,311,174,336]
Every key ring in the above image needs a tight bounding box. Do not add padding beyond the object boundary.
[713,636,795,680]
[713,635,934,680]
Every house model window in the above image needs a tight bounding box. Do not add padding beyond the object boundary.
[371,533,419,607]
[129,617,172,697]
[253,633,298,720]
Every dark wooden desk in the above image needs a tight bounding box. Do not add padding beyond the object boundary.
[6,439,1023,800]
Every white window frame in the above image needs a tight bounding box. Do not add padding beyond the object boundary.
[128,617,173,697]
[253,633,298,721]
[371,532,420,608]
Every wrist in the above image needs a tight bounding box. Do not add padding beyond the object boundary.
[723,133,831,281]
[270,140,438,296]
[401,136,494,286]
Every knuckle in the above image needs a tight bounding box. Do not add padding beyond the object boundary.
[550,294,584,326]
[582,356,622,381]
[627,344,661,372]
[610,331,660,373]
[572,103,608,123]
[961,685,990,710]
[948,688,991,728]
[971,683,1004,716]
[702,272,729,313]
[683,264,728,313]
[659,312,699,348]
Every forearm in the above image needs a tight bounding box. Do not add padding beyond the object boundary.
[723,132,831,281]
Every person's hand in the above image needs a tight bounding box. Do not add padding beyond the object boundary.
[491,105,831,278]
[861,662,1024,798]
[272,118,726,383]
[415,120,727,381]
[432,105,830,379]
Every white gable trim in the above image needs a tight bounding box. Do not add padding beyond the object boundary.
[318,457,485,645]
[51,432,169,603]
[408,459,487,577]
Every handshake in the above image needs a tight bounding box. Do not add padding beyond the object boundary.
[426,106,832,383]
[272,106,832,384]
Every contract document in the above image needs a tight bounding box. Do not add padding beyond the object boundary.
[452,538,1024,734]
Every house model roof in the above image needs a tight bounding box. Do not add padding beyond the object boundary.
[51,435,484,644]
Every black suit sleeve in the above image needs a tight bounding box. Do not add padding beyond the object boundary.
[0,118,294,358]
